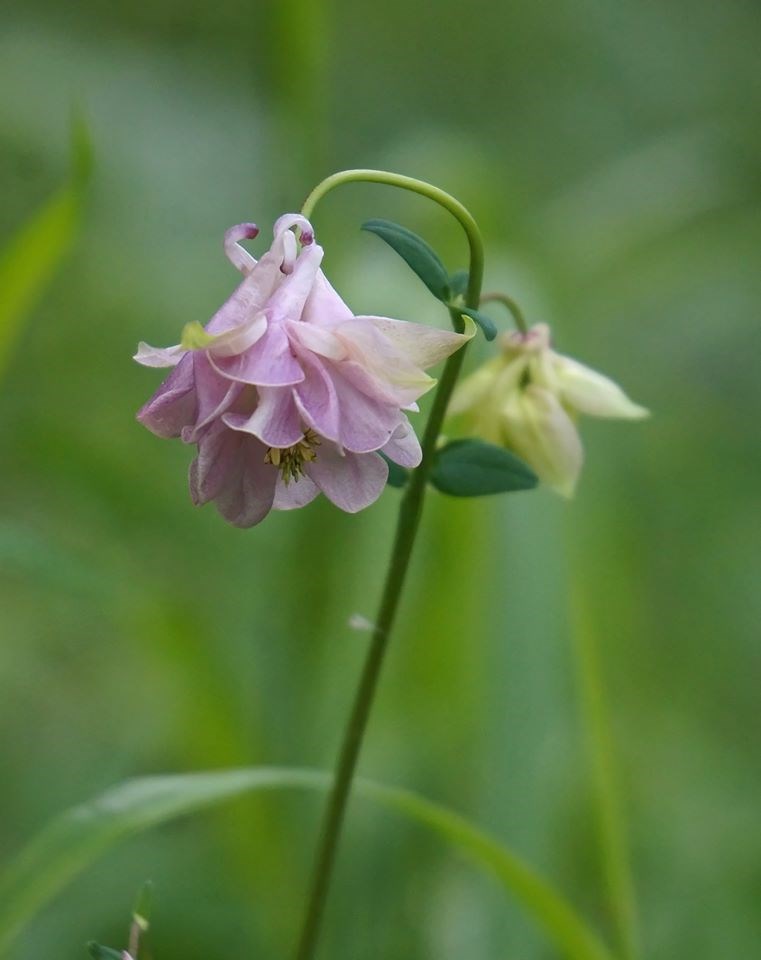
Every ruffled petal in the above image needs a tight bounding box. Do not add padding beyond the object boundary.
[329,363,404,452]
[552,355,649,420]
[190,424,277,527]
[500,386,583,498]
[134,342,186,368]
[183,352,243,440]
[363,315,473,369]
[223,386,304,448]
[273,474,320,510]
[211,321,304,386]
[292,351,341,443]
[223,223,259,274]
[137,355,196,438]
[335,319,435,405]
[266,242,324,322]
[206,312,267,357]
[285,318,347,361]
[306,447,388,513]
[301,271,354,328]
[381,418,422,468]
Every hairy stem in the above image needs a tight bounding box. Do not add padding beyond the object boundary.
[294,171,483,960]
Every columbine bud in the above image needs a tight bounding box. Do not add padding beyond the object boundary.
[448,323,648,498]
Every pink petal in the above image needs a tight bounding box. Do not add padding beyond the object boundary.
[137,355,196,438]
[330,362,406,452]
[273,474,320,510]
[206,313,267,357]
[182,352,243,441]
[292,351,341,444]
[335,319,435,405]
[205,258,284,336]
[223,386,304,448]
[223,223,259,274]
[190,424,277,527]
[381,418,422,468]
[285,318,347,361]
[301,270,354,328]
[266,242,324,322]
[211,321,304,387]
[363,315,472,369]
[134,341,186,368]
[306,446,388,513]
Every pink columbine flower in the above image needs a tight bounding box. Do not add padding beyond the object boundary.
[135,214,472,527]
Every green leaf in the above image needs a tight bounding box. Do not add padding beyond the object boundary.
[380,453,409,489]
[0,768,612,960]
[448,268,469,297]
[132,879,153,932]
[361,218,450,301]
[87,943,123,960]
[0,112,92,381]
[459,306,498,341]
[431,439,538,496]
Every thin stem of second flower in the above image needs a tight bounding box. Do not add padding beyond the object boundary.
[293,171,483,960]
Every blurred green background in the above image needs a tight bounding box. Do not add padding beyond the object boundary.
[1,0,759,958]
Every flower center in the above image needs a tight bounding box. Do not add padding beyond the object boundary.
[264,429,322,485]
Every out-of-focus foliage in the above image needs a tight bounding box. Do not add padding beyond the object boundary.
[0,1,758,959]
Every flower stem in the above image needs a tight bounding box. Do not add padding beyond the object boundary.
[294,172,484,960]
[480,291,528,334]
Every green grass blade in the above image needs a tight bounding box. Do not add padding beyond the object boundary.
[0,113,92,379]
[0,767,614,960]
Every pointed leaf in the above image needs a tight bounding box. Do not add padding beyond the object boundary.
[448,269,469,297]
[361,218,450,301]
[132,879,153,932]
[432,438,538,496]
[87,943,123,960]
[0,113,92,380]
[459,306,498,341]
[0,767,612,960]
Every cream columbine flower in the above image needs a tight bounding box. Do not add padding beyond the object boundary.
[448,323,648,497]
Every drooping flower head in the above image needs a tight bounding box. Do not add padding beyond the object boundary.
[135,215,471,526]
[448,323,648,497]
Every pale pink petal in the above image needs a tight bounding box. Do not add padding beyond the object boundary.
[205,253,285,335]
[292,351,341,443]
[363,315,472,369]
[206,313,267,357]
[137,355,196,438]
[335,319,435,405]
[306,447,388,513]
[210,322,304,386]
[185,352,245,441]
[223,223,259,274]
[190,424,277,527]
[266,242,324,322]
[134,342,186,368]
[273,213,315,246]
[273,474,320,510]
[301,271,354,328]
[381,418,422,467]
[285,318,347,361]
[223,386,303,448]
[329,363,404,452]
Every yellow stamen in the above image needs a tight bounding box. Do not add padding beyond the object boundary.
[264,429,322,484]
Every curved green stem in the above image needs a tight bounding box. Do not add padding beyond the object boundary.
[294,171,484,960]
[480,291,528,334]
[302,168,484,312]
